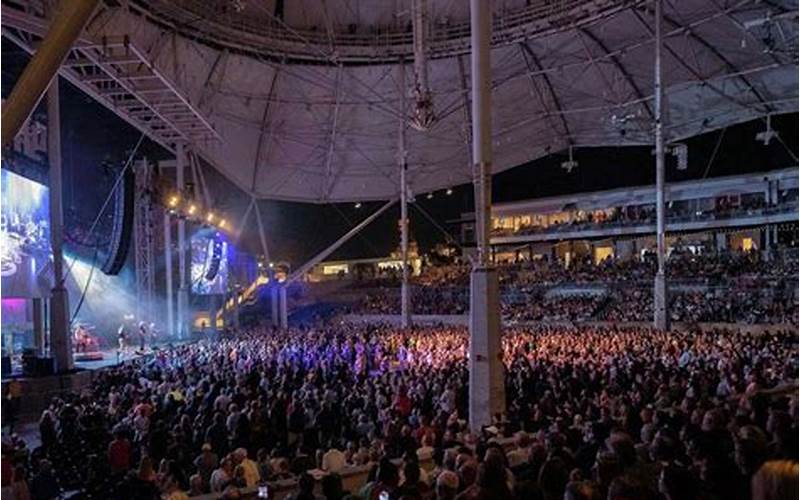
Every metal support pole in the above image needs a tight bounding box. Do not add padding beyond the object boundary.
[253,200,271,263]
[286,200,396,284]
[46,79,72,372]
[176,143,189,338]
[469,0,505,432]
[32,298,45,356]
[399,60,412,328]
[271,287,280,327]
[1,0,100,148]
[653,0,669,331]
[209,295,217,337]
[233,290,241,329]
[279,286,288,329]
[164,213,175,338]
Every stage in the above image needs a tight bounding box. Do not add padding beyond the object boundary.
[1,340,195,422]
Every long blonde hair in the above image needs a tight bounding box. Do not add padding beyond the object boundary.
[752,460,799,500]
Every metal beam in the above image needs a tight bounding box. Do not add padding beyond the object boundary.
[630,8,766,117]
[653,0,668,331]
[398,59,411,328]
[324,65,343,199]
[2,0,100,147]
[660,10,773,112]
[164,212,174,338]
[577,25,654,120]
[518,41,572,144]
[197,49,229,113]
[253,199,271,263]
[286,199,396,284]
[235,198,255,244]
[47,78,73,372]
[469,0,504,433]
[175,143,189,338]
[252,69,281,192]
[127,43,221,139]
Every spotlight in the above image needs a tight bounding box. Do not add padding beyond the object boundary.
[354,202,362,209]
[446,188,453,196]
[269,262,274,268]
[206,212,215,223]
[188,204,197,215]
[427,192,434,199]
[219,219,227,229]
[168,195,180,208]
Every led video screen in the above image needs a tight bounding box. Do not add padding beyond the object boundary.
[191,232,229,295]
[1,169,53,297]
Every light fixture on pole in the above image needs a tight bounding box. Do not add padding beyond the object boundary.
[755,115,778,145]
[561,145,578,173]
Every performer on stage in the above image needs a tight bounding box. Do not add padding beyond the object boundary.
[73,324,88,353]
[117,325,128,353]
[138,322,148,352]
[149,322,158,347]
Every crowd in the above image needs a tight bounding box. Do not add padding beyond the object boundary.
[502,293,604,323]
[499,250,798,287]
[355,287,469,316]
[598,288,799,325]
[346,250,797,325]
[491,195,783,237]
[2,323,797,499]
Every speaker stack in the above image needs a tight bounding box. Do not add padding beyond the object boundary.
[101,168,135,275]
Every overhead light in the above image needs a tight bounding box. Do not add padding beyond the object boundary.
[755,115,778,145]
[671,143,688,170]
[561,146,578,173]
[188,204,197,215]
[446,188,453,195]
[207,212,215,223]
[168,195,180,208]
[219,219,227,228]
[427,192,434,199]
[354,202,362,209]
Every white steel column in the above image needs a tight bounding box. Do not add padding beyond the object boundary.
[164,213,174,337]
[468,0,505,432]
[399,60,412,328]
[279,286,288,329]
[653,0,668,331]
[47,78,72,372]
[271,286,279,327]
[176,143,189,338]
[32,298,45,356]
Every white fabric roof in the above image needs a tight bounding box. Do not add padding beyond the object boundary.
[91,0,797,202]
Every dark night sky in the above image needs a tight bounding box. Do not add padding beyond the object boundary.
[3,39,797,268]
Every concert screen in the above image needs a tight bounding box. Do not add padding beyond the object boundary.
[1,169,53,297]
[191,231,229,295]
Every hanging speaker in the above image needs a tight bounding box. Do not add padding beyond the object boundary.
[205,238,223,282]
[101,169,135,275]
